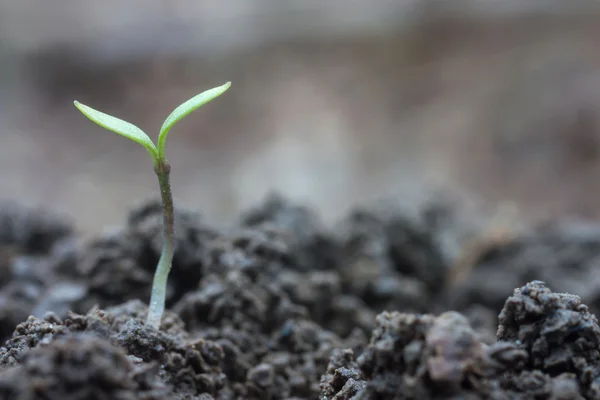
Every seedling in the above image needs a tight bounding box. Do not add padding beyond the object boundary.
[74,82,231,329]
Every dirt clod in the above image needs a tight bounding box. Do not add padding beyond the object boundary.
[321,281,600,399]
[0,333,167,400]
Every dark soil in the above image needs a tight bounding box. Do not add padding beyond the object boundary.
[2,194,600,399]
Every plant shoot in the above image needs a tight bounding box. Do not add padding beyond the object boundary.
[74,81,231,329]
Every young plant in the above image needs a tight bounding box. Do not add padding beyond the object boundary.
[74,82,231,329]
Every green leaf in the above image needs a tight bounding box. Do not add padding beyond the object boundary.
[74,101,158,164]
[157,82,231,159]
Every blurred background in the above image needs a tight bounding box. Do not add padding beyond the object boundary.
[2,0,600,235]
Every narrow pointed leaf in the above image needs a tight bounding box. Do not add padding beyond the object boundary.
[157,82,231,159]
[74,101,158,163]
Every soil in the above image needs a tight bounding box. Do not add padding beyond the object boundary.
[2,194,600,399]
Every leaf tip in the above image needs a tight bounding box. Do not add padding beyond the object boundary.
[73,101,85,112]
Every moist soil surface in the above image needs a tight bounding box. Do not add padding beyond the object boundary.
[2,194,600,399]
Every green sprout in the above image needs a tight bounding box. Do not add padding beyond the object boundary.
[74,82,231,329]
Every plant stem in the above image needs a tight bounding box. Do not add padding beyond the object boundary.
[146,161,175,329]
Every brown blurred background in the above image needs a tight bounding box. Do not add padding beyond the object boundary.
[1,1,600,235]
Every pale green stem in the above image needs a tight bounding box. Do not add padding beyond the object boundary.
[146,161,175,329]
